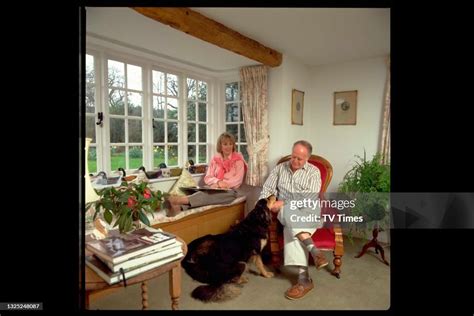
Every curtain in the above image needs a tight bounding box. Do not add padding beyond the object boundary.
[239,65,270,186]
[380,55,391,165]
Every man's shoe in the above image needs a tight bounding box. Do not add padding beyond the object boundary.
[315,252,329,270]
[284,281,314,300]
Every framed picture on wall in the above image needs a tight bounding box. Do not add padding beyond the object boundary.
[291,89,304,125]
[334,90,357,125]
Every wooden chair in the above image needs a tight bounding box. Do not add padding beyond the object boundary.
[268,154,344,278]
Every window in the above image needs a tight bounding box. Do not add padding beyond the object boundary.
[85,48,212,175]
[225,82,248,161]
[151,70,180,167]
[85,54,98,173]
[107,59,145,170]
[186,78,208,164]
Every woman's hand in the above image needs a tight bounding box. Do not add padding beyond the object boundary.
[217,180,230,189]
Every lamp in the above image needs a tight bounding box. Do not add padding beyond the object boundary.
[85,137,107,238]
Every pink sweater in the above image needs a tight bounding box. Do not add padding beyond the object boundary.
[204,153,246,189]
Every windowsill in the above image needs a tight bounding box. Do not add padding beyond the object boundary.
[91,173,205,189]
[147,173,204,183]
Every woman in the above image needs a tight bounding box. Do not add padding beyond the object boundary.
[167,132,247,216]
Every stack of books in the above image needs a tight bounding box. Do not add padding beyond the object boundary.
[85,227,184,285]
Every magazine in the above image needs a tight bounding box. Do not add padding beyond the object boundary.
[85,251,184,285]
[180,185,232,192]
[106,241,183,272]
[86,228,176,265]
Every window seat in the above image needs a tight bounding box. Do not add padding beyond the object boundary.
[151,196,246,244]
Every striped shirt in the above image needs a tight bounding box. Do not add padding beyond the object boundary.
[259,161,321,202]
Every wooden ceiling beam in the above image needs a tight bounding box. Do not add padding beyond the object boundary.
[132,7,282,67]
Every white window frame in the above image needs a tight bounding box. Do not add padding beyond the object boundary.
[85,43,217,175]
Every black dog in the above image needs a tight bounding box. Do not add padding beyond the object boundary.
[182,196,276,302]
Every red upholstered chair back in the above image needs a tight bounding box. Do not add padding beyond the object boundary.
[277,154,332,196]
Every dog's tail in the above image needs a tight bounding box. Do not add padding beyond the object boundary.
[191,284,241,302]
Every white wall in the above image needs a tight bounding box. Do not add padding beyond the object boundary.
[267,55,313,166]
[309,57,388,192]
[267,56,388,192]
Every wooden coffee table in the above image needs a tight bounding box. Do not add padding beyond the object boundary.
[85,237,188,310]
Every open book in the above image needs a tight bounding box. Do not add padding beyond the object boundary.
[180,186,232,192]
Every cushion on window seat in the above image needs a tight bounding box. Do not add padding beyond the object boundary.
[148,195,247,225]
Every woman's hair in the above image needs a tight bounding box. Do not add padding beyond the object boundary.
[216,132,237,154]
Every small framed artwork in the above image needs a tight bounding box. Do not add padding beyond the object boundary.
[291,89,304,125]
[334,90,357,125]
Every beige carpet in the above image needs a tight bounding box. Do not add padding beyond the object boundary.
[88,238,390,310]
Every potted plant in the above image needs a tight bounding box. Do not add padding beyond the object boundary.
[338,151,390,244]
[86,181,163,234]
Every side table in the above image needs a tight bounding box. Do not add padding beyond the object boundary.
[85,236,188,310]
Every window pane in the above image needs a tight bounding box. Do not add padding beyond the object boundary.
[187,145,196,162]
[110,118,125,143]
[240,145,249,162]
[109,89,125,115]
[225,82,238,101]
[127,64,142,91]
[240,106,243,122]
[153,146,165,167]
[153,146,165,168]
[187,123,196,142]
[167,73,178,97]
[153,96,165,119]
[128,119,142,143]
[127,92,142,117]
[108,60,125,88]
[198,145,207,163]
[86,83,95,113]
[187,101,196,121]
[87,145,97,173]
[198,124,206,143]
[86,116,96,141]
[128,146,143,169]
[187,78,196,100]
[152,70,165,94]
[198,81,207,101]
[153,121,164,143]
[110,146,126,170]
[167,98,178,120]
[226,103,239,122]
[240,123,246,142]
[198,103,206,122]
[168,145,178,166]
[226,124,238,139]
[167,122,178,142]
[86,54,94,84]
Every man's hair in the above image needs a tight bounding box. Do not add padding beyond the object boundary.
[216,132,237,154]
[293,140,313,156]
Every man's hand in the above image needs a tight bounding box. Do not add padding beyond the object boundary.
[271,200,284,213]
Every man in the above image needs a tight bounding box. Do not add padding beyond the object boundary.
[259,140,328,300]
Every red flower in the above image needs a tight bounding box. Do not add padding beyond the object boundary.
[127,196,137,208]
[143,188,152,199]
